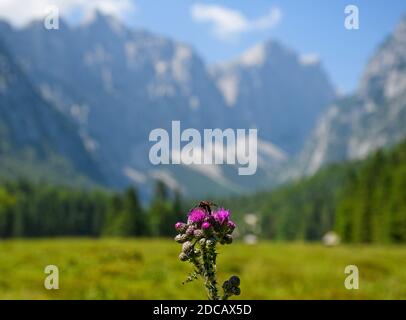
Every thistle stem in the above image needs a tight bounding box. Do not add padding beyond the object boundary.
[201,242,219,300]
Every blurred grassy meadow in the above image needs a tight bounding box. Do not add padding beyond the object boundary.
[0,239,406,299]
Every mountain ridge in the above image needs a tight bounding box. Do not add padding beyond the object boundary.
[0,37,104,185]
[211,39,336,155]
[0,13,340,197]
[296,15,406,176]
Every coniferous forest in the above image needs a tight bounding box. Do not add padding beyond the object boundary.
[221,138,406,244]
[0,180,184,238]
[1,138,405,243]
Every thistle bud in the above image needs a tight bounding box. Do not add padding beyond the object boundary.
[227,220,236,233]
[199,238,206,247]
[193,229,204,239]
[223,234,233,244]
[186,226,195,236]
[202,222,211,230]
[229,275,240,287]
[175,222,187,233]
[231,287,241,296]
[222,280,231,291]
[179,252,188,261]
[182,241,193,254]
[202,223,213,237]
[175,234,189,243]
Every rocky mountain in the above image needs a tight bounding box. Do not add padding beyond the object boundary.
[0,37,103,184]
[211,41,336,155]
[297,16,406,176]
[0,12,336,197]
[0,13,232,191]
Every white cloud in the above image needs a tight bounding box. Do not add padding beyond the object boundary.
[0,0,136,28]
[190,3,282,39]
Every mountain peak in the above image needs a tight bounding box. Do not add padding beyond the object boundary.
[298,14,406,177]
[239,43,266,66]
[358,12,406,100]
[393,14,406,43]
[237,40,294,67]
[82,10,125,35]
[88,10,110,24]
[211,38,335,154]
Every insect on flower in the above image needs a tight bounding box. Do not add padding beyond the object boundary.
[194,200,218,215]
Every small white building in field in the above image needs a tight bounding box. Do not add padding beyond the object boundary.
[322,231,340,247]
[243,234,258,245]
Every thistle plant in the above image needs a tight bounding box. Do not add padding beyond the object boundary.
[174,203,241,300]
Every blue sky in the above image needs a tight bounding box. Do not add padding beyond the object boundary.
[128,0,406,93]
[1,0,406,93]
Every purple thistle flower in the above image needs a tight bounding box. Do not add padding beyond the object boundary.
[227,220,236,231]
[202,222,211,230]
[188,208,207,224]
[213,208,230,225]
[175,222,186,232]
[175,202,241,300]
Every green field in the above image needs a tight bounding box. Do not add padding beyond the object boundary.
[0,239,405,299]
